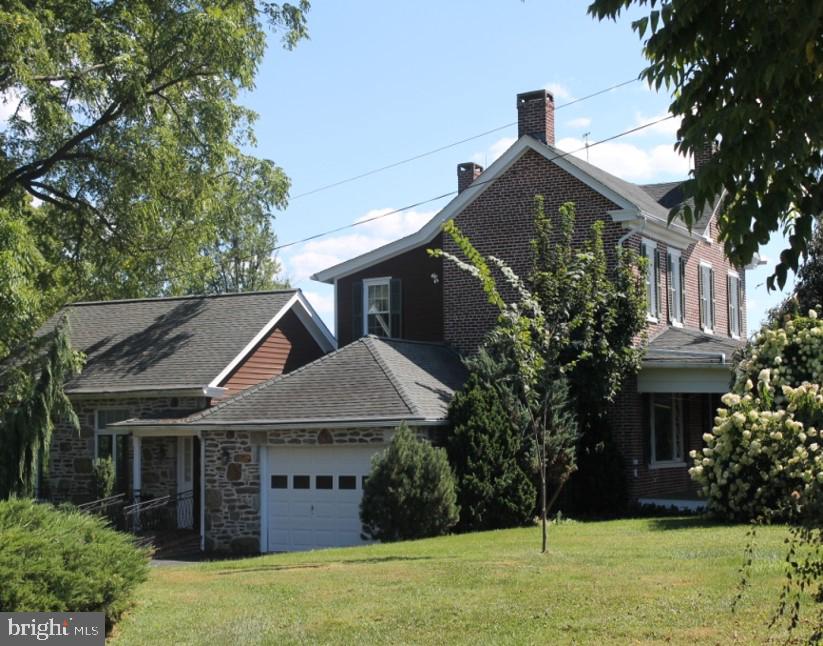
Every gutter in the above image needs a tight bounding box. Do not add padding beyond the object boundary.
[66,384,228,399]
[645,347,727,364]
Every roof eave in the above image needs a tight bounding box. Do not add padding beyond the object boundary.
[119,416,450,432]
[66,385,227,399]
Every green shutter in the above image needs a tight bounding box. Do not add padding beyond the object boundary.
[390,278,402,338]
[352,280,363,339]
[679,257,686,323]
[667,253,674,323]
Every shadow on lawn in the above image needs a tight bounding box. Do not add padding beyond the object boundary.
[646,516,730,531]
[215,555,432,575]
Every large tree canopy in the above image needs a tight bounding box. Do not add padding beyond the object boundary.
[589,0,823,288]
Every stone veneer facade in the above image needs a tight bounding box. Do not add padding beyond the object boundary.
[203,427,400,554]
[48,395,205,502]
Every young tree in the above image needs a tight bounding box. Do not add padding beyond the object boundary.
[589,1,823,289]
[447,362,536,532]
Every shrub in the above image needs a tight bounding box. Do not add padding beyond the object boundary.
[447,372,535,531]
[92,457,115,499]
[360,424,459,542]
[689,311,823,520]
[0,498,151,627]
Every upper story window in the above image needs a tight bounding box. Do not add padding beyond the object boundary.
[728,272,742,338]
[699,262,716,333]
[354,277,402,339]
[640,240,660,320]
[650,394,684,466]
[667,249,685,326]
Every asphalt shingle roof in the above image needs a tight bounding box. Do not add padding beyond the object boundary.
[117,336,467,428]
[38,290,299,393]
[645,327,743,365]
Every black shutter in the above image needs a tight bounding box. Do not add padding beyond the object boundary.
[666,253,674,322]
[390,278,402,338]
[698,267,704,330]
[679,257,686,323]
[654,250,662,319]
[352,280,363,339]
[709,268,716,330]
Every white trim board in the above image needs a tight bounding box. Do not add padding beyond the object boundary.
[311,135,701,284]
[207,290,336,389]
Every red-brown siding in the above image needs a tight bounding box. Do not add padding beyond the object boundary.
[219,310,325,396]
[336,234,444,347]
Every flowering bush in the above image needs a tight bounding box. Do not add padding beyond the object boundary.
[689,310,823,520]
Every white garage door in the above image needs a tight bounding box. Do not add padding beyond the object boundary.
[264,445,382,552]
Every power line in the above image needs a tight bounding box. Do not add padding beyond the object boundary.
[274,114,675,252]
[289,77,640,200]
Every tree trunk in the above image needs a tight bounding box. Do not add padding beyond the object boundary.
[540,436,547,554]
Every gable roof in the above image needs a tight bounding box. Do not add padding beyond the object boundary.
[115,336,467,429]
[39,290,336,396]
[313,135,710,284]
[644,326,743,367]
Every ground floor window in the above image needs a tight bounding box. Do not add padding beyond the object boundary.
[650,395,684,465]
[95,409,131,494]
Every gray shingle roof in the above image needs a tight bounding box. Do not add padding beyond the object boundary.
[117,336,467,428]
[645,327,744,365]
[39,290,300,393]
[640,181,721,233]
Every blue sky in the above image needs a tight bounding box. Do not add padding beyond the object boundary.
[241,1,794,333]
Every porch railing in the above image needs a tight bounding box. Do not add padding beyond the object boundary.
[122,489,195,533]
[77,492,128,530]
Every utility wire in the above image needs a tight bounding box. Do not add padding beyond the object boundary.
[289,77,640,200]
[274,114,675,252]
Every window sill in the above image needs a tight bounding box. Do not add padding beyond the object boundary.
[701,327,714,335]
[648,461,687,470]
[670,320,683,328]
[646,315,659,324]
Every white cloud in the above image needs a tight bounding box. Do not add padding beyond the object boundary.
[471,136,516,167]
[556,136,690,182]
[544,82,573,102]
[566,116,592,129]
[302,289,335,322]
[630,112,682,138]
[281,208,437,283]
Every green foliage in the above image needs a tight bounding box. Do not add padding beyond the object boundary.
[360,424,459,542]
[0,317,84,499]
[0,498,150,627]
[530,197,647,426]
[772,218,823,322]
[589,1,823,289]
[447,364,536,531]
[92,457,115,500]
[564,427,628,516]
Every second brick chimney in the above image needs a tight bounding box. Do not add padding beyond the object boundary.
[457,162,483,194]
[694,139,718,174]
[517,89,555,145]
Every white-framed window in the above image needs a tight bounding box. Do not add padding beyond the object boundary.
[363,277,392,337]
[650,394,684,466]
[667,249,685,326]
[727,271,742,338]
[94,409,131,494]
[699,262,716,333]
[640,240,659,320]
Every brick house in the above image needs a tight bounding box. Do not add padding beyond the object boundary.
[312,89,749,510]
[40,89,752,554]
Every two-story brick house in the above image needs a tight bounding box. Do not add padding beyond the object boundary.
[311,89,747,508]
[43,89,750,554]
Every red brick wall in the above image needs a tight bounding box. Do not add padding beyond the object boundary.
[220,310,325,396]
[335,234,444,347]
[443,148,626,353]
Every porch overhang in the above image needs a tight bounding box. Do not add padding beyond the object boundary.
[637,364,733,394]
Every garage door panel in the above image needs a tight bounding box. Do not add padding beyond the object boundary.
[265,445,382,552]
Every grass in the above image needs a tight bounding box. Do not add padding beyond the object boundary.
[113,517,807,645]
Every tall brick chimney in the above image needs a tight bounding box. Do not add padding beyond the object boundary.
[694,139,718,174]
[517,89,555,145]
[457,162,483,194]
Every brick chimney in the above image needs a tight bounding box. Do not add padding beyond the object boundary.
[694,139,718,174]
[517,89,555,145]
[457,162,483,194]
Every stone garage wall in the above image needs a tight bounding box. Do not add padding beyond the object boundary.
[203,427,391,554]
[47,396,205,502]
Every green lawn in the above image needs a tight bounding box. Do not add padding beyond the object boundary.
[113,518,807,645]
